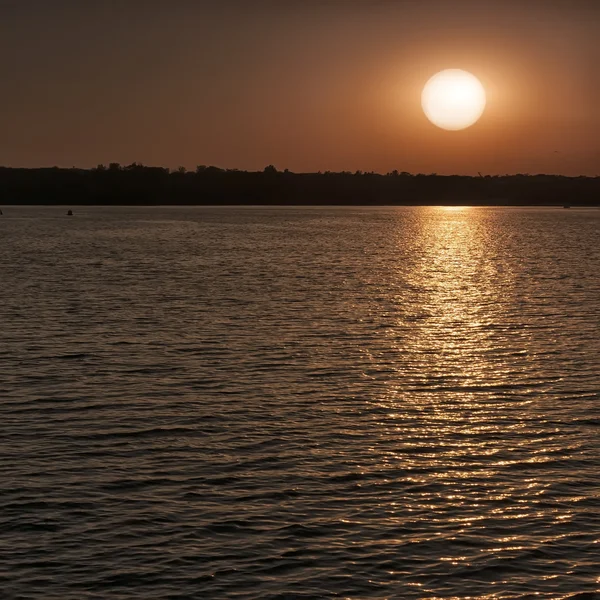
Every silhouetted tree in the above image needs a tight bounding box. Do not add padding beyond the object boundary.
[0,165,597,207]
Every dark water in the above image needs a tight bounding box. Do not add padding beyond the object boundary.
[1,206,599,599]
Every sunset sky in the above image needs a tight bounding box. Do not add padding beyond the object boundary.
[1,0,598,175]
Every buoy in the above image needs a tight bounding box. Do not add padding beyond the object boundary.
[67,209,73,216]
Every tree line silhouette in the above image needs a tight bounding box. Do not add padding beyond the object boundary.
[1,164,598,206]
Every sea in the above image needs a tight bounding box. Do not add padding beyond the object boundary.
[1,205,599,599]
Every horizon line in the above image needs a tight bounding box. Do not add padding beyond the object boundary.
[0,164,598,179]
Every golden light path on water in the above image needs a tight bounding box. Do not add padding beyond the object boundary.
[358,207,587,591]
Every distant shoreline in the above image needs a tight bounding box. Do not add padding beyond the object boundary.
[2,203,598,209]
[1,165,598,207]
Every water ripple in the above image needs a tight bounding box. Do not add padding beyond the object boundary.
[0,206,599,599]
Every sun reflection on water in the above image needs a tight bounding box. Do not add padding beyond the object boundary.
[357,207,586,589]
[391,206,518,390]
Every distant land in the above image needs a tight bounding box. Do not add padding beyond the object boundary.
[1,165,599,206]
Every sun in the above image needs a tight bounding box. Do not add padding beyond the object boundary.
[421,69,486,131]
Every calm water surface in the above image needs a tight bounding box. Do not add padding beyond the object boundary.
[1,206,599,599]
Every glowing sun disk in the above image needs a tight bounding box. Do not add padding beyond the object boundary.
[421,69,486,131]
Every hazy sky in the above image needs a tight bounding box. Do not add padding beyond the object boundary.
[1,0,598,174]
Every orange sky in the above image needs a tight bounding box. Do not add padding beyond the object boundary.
[0,0,598,175]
